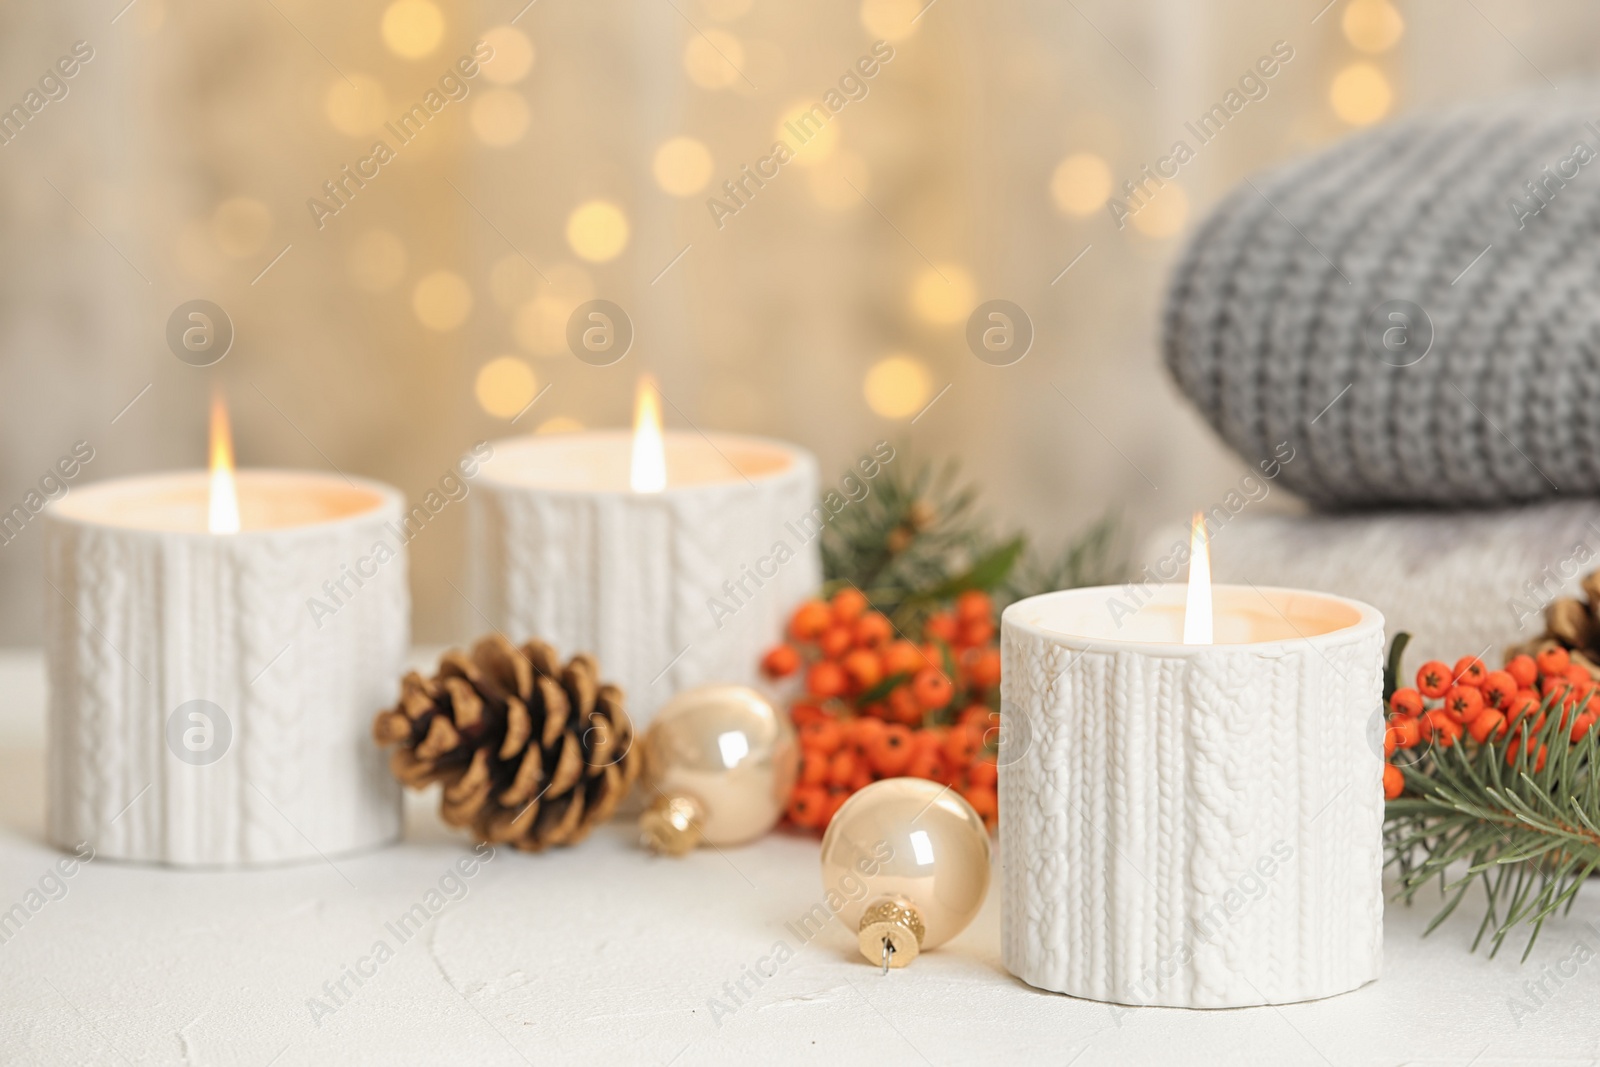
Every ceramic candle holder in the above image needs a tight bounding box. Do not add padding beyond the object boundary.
[1000,583,1386,1008]
[467,431,819,727]
[44,470,408,866]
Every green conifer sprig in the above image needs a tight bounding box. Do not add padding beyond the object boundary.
[1384,636,1600,959]
[819,451,1123,630]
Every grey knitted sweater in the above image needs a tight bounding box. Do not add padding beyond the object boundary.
[1164,90,1600,508]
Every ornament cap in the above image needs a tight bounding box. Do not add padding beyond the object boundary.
[857,897,925,970]
[639,793,704,856]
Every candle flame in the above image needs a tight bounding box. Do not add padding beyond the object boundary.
[1182,510,1212,645]
[208,390,240,534]
[629,375,666,494]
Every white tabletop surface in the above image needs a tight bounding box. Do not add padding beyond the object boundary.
[2,649,1598,1067]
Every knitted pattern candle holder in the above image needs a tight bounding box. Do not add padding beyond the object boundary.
[1000,584,1386,1008]
[44,472,407,867]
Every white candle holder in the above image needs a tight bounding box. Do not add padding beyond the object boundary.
[1000,583,1385,1008]
[467,431,819,727]
[44,471,408,867]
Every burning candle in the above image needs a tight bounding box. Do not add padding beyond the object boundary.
[467,377,819,727]
[43,393,409,866]
[998,519,1386,1008]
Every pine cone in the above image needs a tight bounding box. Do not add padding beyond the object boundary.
[373,635,640,851]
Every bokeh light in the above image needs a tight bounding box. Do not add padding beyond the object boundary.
[1129,185,1188,239]
[1330,62,1392,125]
[864,354,933,419]
[684,30,745,90]
[381,0,444,59]
[910,265,976,325]
[808,151,871,210]
[1342,0,1404,54]
[489,253,538,309]
[776,101,839,166]
[210,197,271,258]
[1051,153,1113,216]
[323,75,389,137]
[860,0,921,42]
[566,200,629,262]
[537,417,585,434]
[347,229,408,292]
[412,270,473,331]
[481,26,535,84]
[475,356,539,418]
[653,137,715,196]
[471,89,530,146]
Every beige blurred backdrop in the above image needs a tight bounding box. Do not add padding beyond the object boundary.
[0,0,1587,645]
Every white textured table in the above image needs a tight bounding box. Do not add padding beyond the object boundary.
[2,650,1599,1066]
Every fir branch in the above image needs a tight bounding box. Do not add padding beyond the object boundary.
[1385,671,1600,958]
[819,450,1124,627]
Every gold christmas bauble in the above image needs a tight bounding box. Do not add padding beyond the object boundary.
[820,777,991,969]
[638,684,798,855]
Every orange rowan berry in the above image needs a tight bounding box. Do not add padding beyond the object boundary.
[967,758,998,790]
[1389,715,1422,749]
[1421,709,1462,747]
[800,751,829,787]
[883,685,921,726]
[967,648,1001,689]
[1480,671,1517,711]
[1453,656,1488,687]
[831,588,869,624]
[958,618,995,648]
[962,785,999,820]
[1571,713,1596,744]
[1443,685,1484,724]
[1468,709,1508,745]
[1416,661,1452,699]
[905,746,947,782]
[829,749,860,789]
[787,785,828,828]
[842,648,884,691]
[911,668,954,711]
[1506,654,1538,689]
[1383,764,1404,799]
[799,718,843,757]
[943,724,982,768]
[854,612,893,649]
[1389,688,1424,717]
[1506,689,1541,724]
[761,645,801,679]
[789,601,831,642]
[847,716,886,751]
[819,626,854,660]
[1537,646,1572,677]
[882,640,925,678]
[924,613,958,644]
[867,724,914,777]
[1506,738,1548,772]
[790,703,829,727]
[806,661,848,699]
[956,590,993,624]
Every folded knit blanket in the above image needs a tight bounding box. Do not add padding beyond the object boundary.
[1164,89,1600,507]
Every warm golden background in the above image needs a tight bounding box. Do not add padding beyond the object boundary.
[0,0,1582,644]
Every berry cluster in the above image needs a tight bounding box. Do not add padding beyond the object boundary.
[1384,647,1597,798]
[760,588,1002,833]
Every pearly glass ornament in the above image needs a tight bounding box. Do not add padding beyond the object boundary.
[638,684,798,855]
[819,777,991,970]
